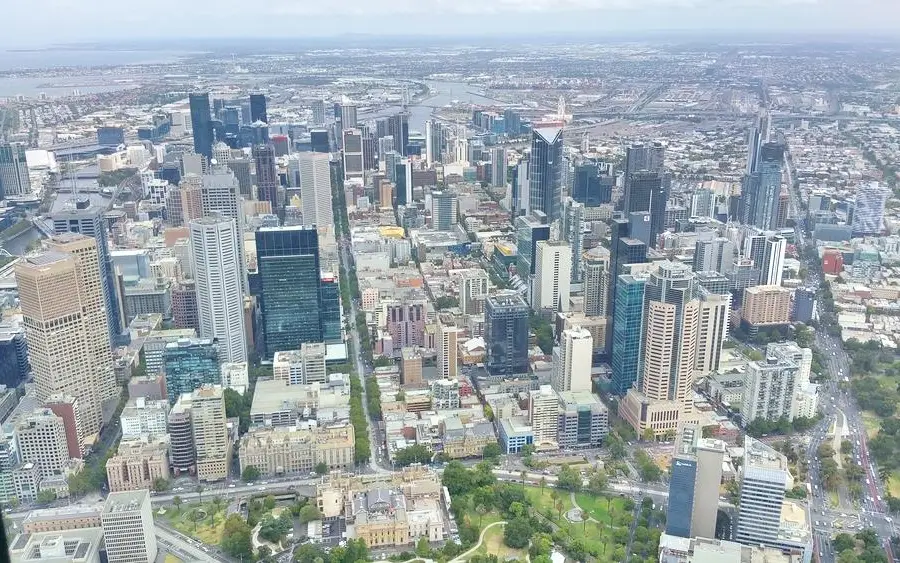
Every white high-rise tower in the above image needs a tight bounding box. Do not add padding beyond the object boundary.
[299,152,334,228]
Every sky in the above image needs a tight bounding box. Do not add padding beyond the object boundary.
[3,0,900,48]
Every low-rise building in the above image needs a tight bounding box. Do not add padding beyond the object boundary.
[238,422,354,477]
[499,416,533,454]
[105,436,171,492]
[557,391,609,449]
[10,527,104,563]
[658,533,801,562]
[21,505,102,534]
[441,418,496,459]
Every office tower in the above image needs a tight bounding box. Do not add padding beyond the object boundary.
[573,162,613,206]
[741,349,800,424]
[623,143,664,205]
[490,147,507,187]
[742,228,768,267]
[695,289,731,376]
[735,437,789,547]
[319,274,341,344]
[171,281,200,332]
[853,181,889,236]
[511,158,530,217]
[484,293,530,376]
[361,125,377,171]
[201,166,241,221]
[611,273,647,395]
[342,128,364,180]
[0,142,31,198]
[167,175,202,227]
[255,226,322,357]
[437,324,460,380]
[583,248,610,317]
[167,397,195,475]
[431,191,457,231]
[425,120,444,165]
[163,338,220,400]
[534,241,572,313]
[339,102,357,129]
[190,217,246,363]
[628,211,651,247]
[51,197,121,341]
[666,428,726,539]
[101,490,158,563]
[552,327,593,393]
[190,385,230,481]
[14,409,70,478]
[515,212,551,280]
[388,112,409,155]
[728,258,761,309]
[400,348,424,386]
[562,199,585,283]
[226,157,253,197]
[760,236,786,286]
[189,93,213,160]
[310,129,330,153]
[299,152,333,227]
[394,158,412,208]
[212,142,231,166]
[0,323,29,388]
[529,385,559,448]
[378,136,395,164]
[693,237,735,274]
[557,391,609,449]
[528,127,563,222]
[691,188,716,217]
[742,142,785,230]
[620,262,700,437]
[15,253,105,446]
[794,287,816,323]
[311,99,326,126]
[252,143,279,211]
[272,343,327,386]
[249,93,267,124]
[458,270,489,315]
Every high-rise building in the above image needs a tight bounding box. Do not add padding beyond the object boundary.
[299,152,333,228]
[515,212,551,280]
[15,252,106,447]
[256,226,322,357]
[437,324,460,380]
[191,385,230,482]
[552,327,593,393]
[101,490,158,563]
[310,129,330,153]
[529,385,559,448]
[562,198,585,283]
[458,270,488,315]
[46,233,116,404]
[252,143,279,211]
[611,272,648,395]
[189,93,213,160]
[608,235,648,320]
[272,344,327,386]
[430,191,457,231]
[741,285,792,328]
[528,127,563,222]
[51,197,121,341]
[793,287,816,323]
[852,182,889,236]
[572,162,613,206]
[400,348,424,387]
[163,338,220,401]
[167,175,203,227]
[249,93,267,124]
[742,143,785,230]
[693,237,735,274]
[735,437,790,547]
[0,142,31,198]
[485,293,530,376]
[388,112,409,156]
[319,274,341,344]
[14,409,70,478]
[339,102,357,129]
[741,349,801,425]
[227,157,253,197]
[490,147,507,187]
[557,391,609,449]
[393,158,412,208]
[311,99,326,127]
[583,248,610,317]
[760,236,786,286]
[425,120,443,166]
[690,188,716,218]
[342,128,364,181]
[533,241,572,312]
[200,166,242,222]
[695,289,731,376]
[665,427,726,539]
[620,262,700,437]
[190,217,246,363]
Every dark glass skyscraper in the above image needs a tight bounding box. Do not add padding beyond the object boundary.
[319,274,341,344]
[189,93,213,160]
[310,129,330,153]
[252,144,279,211]
[573,162,613,206]
[665,457,698,537]
[163,338,220,402]
[741,142,785,230]
[249,94,268,124]
[611,273,647,395]
[388,112,410,156]
[485,293,530,376]
[256,226,322,358]
[528,127,563,222]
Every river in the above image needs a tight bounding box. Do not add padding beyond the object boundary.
[363,80,501,133]
[1,224,43,256]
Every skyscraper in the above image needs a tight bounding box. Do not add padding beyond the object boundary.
[342,128,364,181]
[163,338,220,401]
[528,127,563,222]
[693,237,736,274]
[14,409,70,478]
[255,226,322,358]
[311,99,326,127]
[191,385,230,482]
[425,120,444,166]
[533,241,572,313]
[742,142,785,230]
[15,251,105,449]
[695,289,731,376]
[552,327,593,393]
[515,212,551,280]
[190,216,246,363]
[611,272,647,395]
[388,112,409,156]
[485,293,530,376]
[666,427,726,539]
[437,324,460,380]
[299,152,334,227]
[582,248,610,317]
[101,490,158,563]
[0,142,31,199]
[431,191,458,231]
[252,144,278,211]
[760,236,787,286]
[339,102,358,129]
[490,147,507,187]
[572,162,613,206]
[249,93,268,124]
[189,93,213,160]
[620,262,700,437]
[735,437,789,548]
[50,197,121,341]
[562,198,585,283]
[740,349,800,425]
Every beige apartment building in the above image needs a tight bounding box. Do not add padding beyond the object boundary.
[106,437,171,493]
[14,408,71,479]
[191,386,230,482]
[742,285,792,327]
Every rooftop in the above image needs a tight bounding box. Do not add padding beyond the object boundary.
[102,489,149,514]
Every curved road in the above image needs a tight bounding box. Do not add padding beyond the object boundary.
[450,520,507,563]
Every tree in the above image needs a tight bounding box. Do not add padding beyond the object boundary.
[172,496,182,512]
[152,477,170,492]
[642,427,656,442]
[442,460,473,496]
[264,495,276,511]
[434,296,459,310]
[606,432,627,460]
[482,443,502,462]
[557,465,582,491]
[242,465,261,482]
[539,476,547,495]
[298,504,322,523]
[415,535,431,557]
[503,518,532,549]
[833,533,856,553]
[394,444,433,466]
[220,514,253,559]
[588,469,608,495]
[36,490,57,504]
[314,462,329,475]
[475,504,488,528]
[580,508,590,531]
[259,513,293,543]
[195,484,204,503]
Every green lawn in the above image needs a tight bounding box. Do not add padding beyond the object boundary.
[158,502,228,545]
[470,523,527,561]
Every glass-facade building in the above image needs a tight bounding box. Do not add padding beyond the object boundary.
[256,226,322,358]
[665,457,698,537]
[485,293,530,376]
[528,127,563,222]
[0,325,29,388]
[319,275,341,344]
[249,94,267,124]
[572,163,613,206]
[163,338,220,402]
[515,212,550,277]
[189,93,213,160]
[611,274,647,395]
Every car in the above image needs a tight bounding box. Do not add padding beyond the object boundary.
[229,484,235,488]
